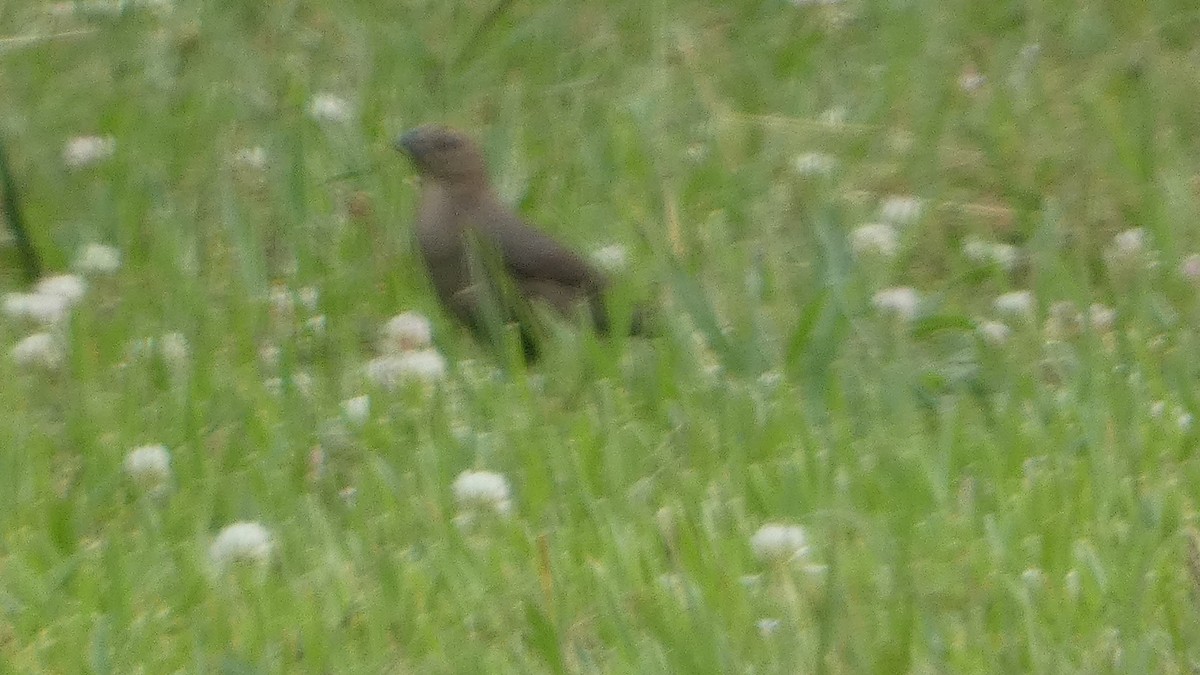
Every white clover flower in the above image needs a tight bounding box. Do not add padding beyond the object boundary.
[72,243,121,274]
[2,292,27,317]
[452,470,513,515]
[397,349,446,380]
[962,236,992,263]
[1179,412,1194,431]
[209,521,273,572]
[963,238,1018,270]
[1021,567,1046,590]
[850,223,899,258]
[990,243,1019,270]
[751,523,811,563]
[232,146,268,170]
[259,343,281,367]
[959,67,986,93]
[1111,228,1146,257]
[308,93,353,123]
[2,292,71,324]
[1150,400,1166,419]
[124,444,171,492]
[267,284,296,317]
[590,244,629,272]
[305,314,327,334]
[879,195,923,225]
[820,106,847,127]
[36,274,87,304]
[62,135,115,169]
[297,286,319,311]
[994,290,1035,321]
[342,394,370,425]
[1089,304,1116,332]
[11,332,64,369]
[977,320,1011,346]
[1106,228,1149,272]
[871,287,920,321]
[792,152,837,176]
[365,349,447,388]
[158,330,188,360]
[1180,254,1200,282]
[756,618,782,637]
[379,311,433,353]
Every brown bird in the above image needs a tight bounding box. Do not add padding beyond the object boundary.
[396,125,641,359]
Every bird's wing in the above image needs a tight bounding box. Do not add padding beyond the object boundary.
[467,211,614,334]
[482,208,605,290]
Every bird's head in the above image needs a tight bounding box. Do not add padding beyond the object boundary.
[395,125,487,184]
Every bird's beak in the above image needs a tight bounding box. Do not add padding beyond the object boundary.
[395,129,420,155]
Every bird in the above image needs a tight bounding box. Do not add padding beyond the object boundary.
[395,124,643,359]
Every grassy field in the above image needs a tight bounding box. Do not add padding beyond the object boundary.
[3,0,1200,671]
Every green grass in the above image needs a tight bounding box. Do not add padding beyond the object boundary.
[3,0,1200,671]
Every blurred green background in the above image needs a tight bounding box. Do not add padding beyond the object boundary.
[3,0,1200,671]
